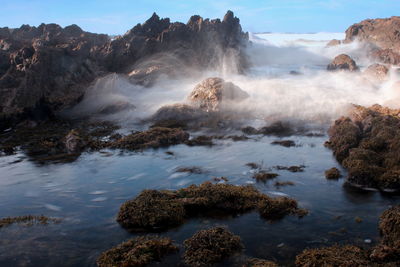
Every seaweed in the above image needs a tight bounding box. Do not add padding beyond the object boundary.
[97,236,178,267]
[183,227,243,267]
[325,167,341,180]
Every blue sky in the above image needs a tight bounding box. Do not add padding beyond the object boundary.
[0,0,399,34]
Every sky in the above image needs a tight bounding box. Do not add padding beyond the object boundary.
[0,0,399,35]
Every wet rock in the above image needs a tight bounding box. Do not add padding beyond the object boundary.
[275,165,305,172]
[271,140,296,147]
[117,182,307,231]
[274,181,295,188]
[258,197,307,220]
[0,215,60,228]
[325,167,341,180]
[183,227,243,266]
[64,129,85,153]
[363,63,389,83]
[246,162,262,169]
[175,166,204,174]
[328,105,400,191]
[326,39,342,47]
[327,117,361,163]
[259,121,295,136]
[295,245,369,267]
[379,205,400,247]
[117,190,186,231]
[150,104,207,128]
[96,236,178,267]
[253,171,279,183]
[111,127,189,150]
[185,135,214,146]
[241,126,259,135]
[188,77,249,112]
[327,54,359,72]
[97,101,136,115]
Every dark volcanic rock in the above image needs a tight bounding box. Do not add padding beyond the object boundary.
[0,11,249,129]
[327,54,359,72]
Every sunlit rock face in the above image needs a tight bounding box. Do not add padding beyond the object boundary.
[188,77,249,112]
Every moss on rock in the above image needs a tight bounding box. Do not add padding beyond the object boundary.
[96,236,178,267]
[183,227,243,266]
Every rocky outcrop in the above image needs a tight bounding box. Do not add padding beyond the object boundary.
[327,104,400,191]
[370,48,400,65]
[326,39,341,47]
[345,16,400,53]
[188,77,249,112]
[344,17,400,65]
[0,11,249,129]
[327,54,359,72]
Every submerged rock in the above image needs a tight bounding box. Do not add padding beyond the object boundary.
[296,205,400,266]
[295,245,369,267]
[327,54,359,72]
[117,182,307,231]
[0,215,60,228]
[96,236,178,267]
[183,227,243,266]
[188,77,249,112]
[325,167,342,180]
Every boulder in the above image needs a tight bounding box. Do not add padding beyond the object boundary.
[327,54,359,72]
[151,103,206,123]
[188,77,249,112]
[363,63,389,83]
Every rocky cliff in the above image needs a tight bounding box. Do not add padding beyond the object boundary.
[344,16,400,65]
[0,11,249,129]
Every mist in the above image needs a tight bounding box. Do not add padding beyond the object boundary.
[68,32,400,130]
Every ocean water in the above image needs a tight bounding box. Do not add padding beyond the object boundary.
[1,33,400,266]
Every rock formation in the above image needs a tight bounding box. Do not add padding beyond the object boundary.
[327,54,359,72]
[344,16,400,65]
[188,77,249,112]
[0,11,249,129]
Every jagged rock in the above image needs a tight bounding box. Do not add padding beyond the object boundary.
[188,77,249,112]
[345,16,400,54]
[0,11,249,129]
[327,54,359,72]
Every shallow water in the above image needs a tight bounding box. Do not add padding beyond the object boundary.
[2,32,400,266]
[1,135,399,266]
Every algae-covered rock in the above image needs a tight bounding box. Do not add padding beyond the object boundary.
[327,105,400,191]
[379,205,400,247]
[0,215,60,228]
[117,190,185,231]
[258,197,307,220]
[117,182,307,231]
[111,127,189,150]
[183,227,243,266]
[96,236,178,267]
[295,245,369,267]
[325,167,341,180]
